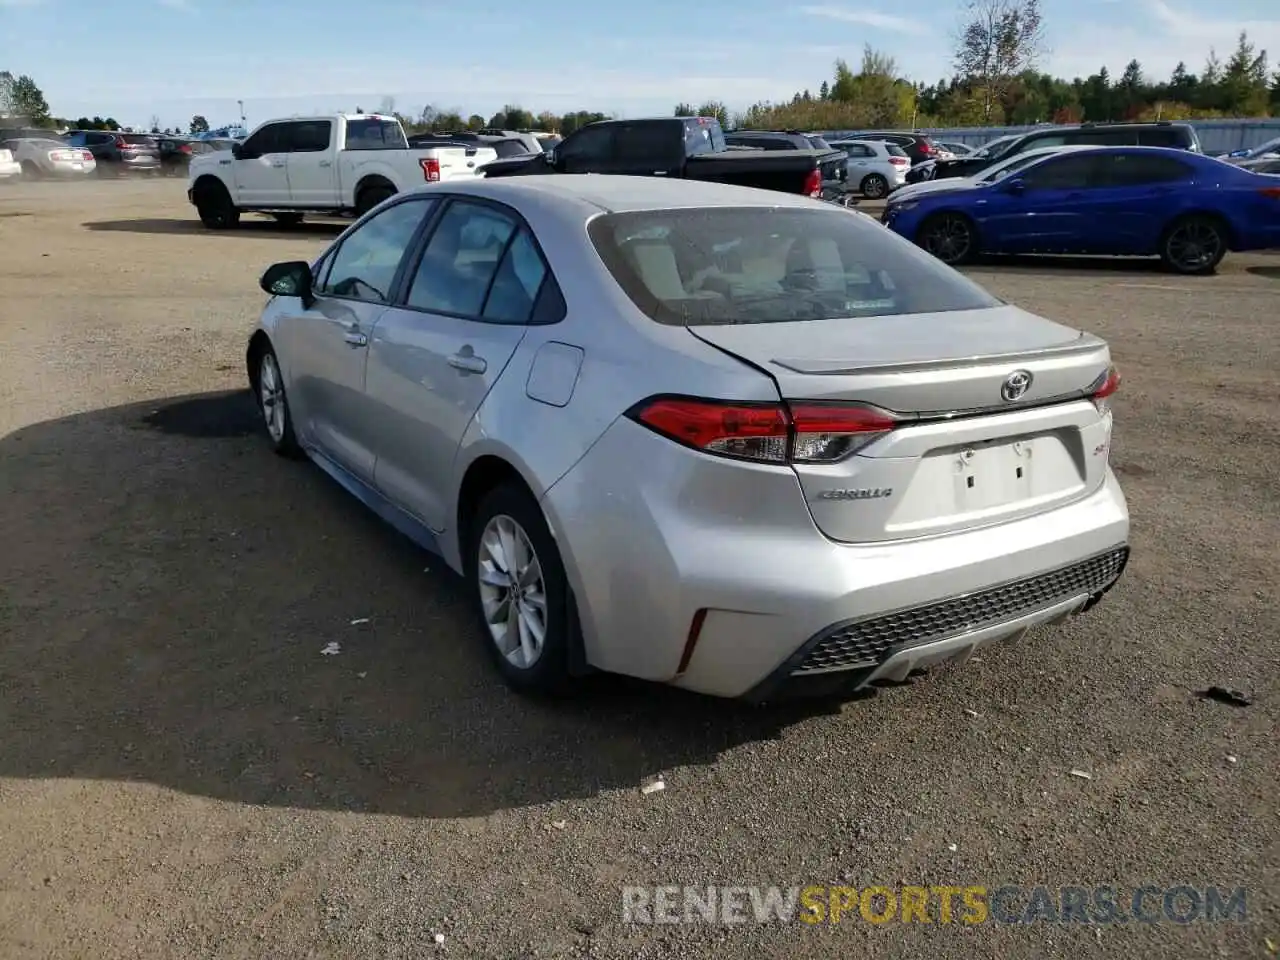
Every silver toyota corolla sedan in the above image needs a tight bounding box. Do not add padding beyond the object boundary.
[248,175,1130,701]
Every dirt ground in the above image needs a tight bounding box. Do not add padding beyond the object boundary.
[0,178,1276,959]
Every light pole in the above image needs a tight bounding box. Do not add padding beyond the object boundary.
[237,100,246,131]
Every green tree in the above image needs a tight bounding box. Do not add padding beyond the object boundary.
[954,0,1045,122]
[673,102,694,116]
[3,73,51,124]
[695,100,729,126]
[466,114,485,130]
[189,115,209,134]
[818,80,830,100]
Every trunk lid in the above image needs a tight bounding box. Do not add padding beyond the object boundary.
[416,145,498,181]
[688,306,1115,543]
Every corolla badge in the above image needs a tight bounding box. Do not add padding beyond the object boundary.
[816,487,894,501]
[1000,369,1034,402]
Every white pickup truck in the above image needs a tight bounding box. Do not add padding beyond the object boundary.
[186,113,497,229]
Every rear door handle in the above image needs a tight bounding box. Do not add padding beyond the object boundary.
[271,162,286,168]
[343,329,368,347]
[447,352,487,374]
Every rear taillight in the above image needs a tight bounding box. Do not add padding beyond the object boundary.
[79,150,92,161]
[627,396,897,464]
[802,168,822,198]
[1089,365,1121,415]
[1259,186,1280,199]
[420,157,441,182]
[889,156,908,166]
[179,144,192,154]
[114,137,129,149]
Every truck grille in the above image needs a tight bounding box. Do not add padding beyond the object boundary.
[792,548,1129,675]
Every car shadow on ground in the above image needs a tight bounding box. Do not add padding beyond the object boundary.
[0,391,852,819]
[968,254,1172,277]
[1246,265,1280,280]
[82,218,347,238]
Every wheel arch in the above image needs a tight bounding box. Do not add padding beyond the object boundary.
[246,329,273,393]
[192,172,230,196]
[355,173,396,206]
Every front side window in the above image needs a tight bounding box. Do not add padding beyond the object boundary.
[317,199,435,303]
[587,206,1000,326]
[1019,154,1099,189]
[406,201,518,316]
[241,124,283,154]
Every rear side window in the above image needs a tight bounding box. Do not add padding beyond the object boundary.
[1102,153,1193,185]
[1136,127,1192,148]
[284,120,331,152]
[613,123,677,165]
[586,207,1000,326]
[806,136,832,149]
[1067,129,1135,146]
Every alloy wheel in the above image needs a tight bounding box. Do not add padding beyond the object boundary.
[259,352,286,443]
[477,514,548,670]
[921,215,973,263]
[1166,220,1223,272]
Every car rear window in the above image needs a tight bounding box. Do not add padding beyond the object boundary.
[120,134,156,145]
[886,144,908,157]
[805,136,832,149]
[345,118,408,150]
[587,207,1000,326]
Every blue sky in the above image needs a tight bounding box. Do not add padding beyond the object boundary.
[1,0,1276,130]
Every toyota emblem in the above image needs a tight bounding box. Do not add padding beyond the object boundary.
[1000,370,1033,402]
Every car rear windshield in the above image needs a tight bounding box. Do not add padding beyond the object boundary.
[345,118,408,150]
[587,207,1000,326]
[886,144,908,157]
[120,134,156,145]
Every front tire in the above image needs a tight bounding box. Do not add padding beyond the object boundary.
[468,483,575,696]
[255,346,301,457]
[860,173,889,199]
[194,180,240,229]
[1160,214,1227,275]
[916,212,978,265]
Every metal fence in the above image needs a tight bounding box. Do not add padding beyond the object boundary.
[819,120,1280,155]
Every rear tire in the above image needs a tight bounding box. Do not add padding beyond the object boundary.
[916,212,978,266]
[467,482,577,697]
[355,184,394,218]
[194,180,240,230]
[860,173,889,199]
[1159,214,1228,276]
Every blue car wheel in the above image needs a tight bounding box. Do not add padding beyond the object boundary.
[917,212,978,266]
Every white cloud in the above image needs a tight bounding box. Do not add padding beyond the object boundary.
[798,5,928,34]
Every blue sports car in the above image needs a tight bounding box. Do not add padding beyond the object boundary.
[881,146,1280,275]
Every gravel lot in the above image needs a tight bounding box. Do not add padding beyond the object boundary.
[1,178,1276,959]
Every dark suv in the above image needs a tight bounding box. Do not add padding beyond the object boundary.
[915,121,1202,183]
[63,130,161,176]
[843,131,940,165]
[724,130,834,151]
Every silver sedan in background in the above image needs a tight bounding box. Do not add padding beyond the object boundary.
[2,138,96,178]
[249,176,1130,701]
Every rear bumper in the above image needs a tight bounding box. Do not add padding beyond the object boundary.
[542,417,1131,700]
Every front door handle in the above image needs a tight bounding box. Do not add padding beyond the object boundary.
[271,162,285,168]
[447,352,487,374]
[343,330,368,347]
[319,160,332,168]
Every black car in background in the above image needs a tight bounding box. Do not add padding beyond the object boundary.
[154,136,219,176]
[63,130,161,176]
[724,129,835,151]
[910,121,1202,183]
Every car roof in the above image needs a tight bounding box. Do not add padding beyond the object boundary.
[417,174,824,214]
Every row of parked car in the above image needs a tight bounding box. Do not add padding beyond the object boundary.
[0,126,240,181]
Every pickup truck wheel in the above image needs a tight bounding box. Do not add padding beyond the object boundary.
[355,184,395,217]
[271,212,305,226]
[860,173,889,199]
[195,182,240,230]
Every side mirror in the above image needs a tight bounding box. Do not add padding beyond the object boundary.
[1004,178,1026,195]
[260,261,314,307]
